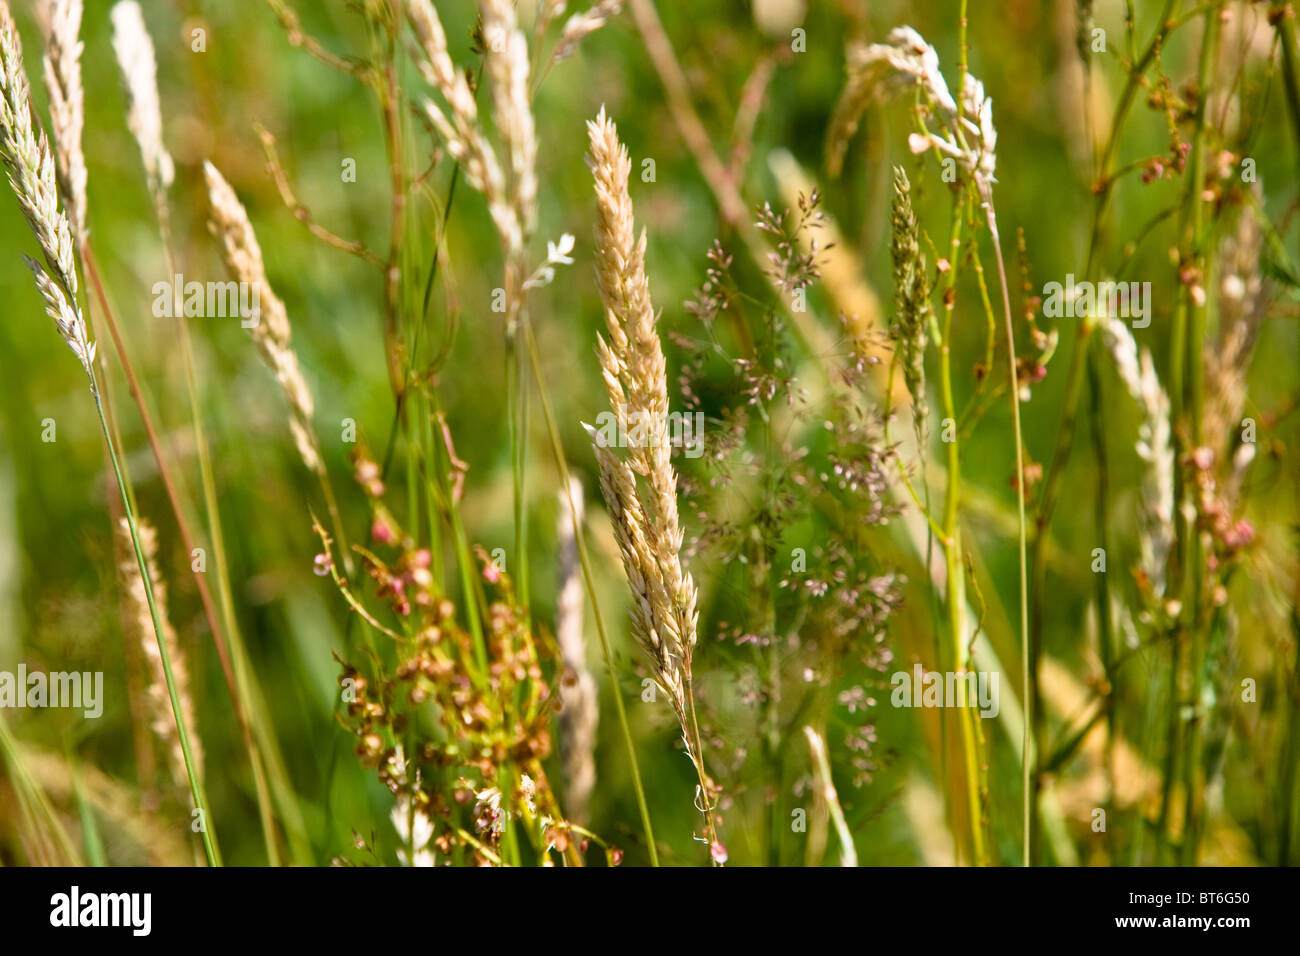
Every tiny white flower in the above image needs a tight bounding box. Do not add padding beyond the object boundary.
[549,232,576,264]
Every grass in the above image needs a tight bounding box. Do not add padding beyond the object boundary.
[0,0,1295,868]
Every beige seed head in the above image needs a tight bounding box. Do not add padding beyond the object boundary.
[551,1,624,67]
[37,0,86,243]
[1100,318,1174,597]
[480,0,537,241]
[0,0,93,374]
[583,109,704,745]
[204,159,323,475]
[110,1,173,198]
[828,26,997,197]
[115,517,203,802]
[587,108,695,653]
[407,0,518,255]
[584,423,687,714]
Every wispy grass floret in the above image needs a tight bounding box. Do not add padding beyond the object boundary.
[110,1,174,198]
[203,160,324,478]
[116,517,204,803]
[1100,319,1175,598]
[0,2,89,373]
[36,0,85,242]
[889,166,931,427]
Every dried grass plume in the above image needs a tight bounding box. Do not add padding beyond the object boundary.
[204,159,323,475]
[110,1,174,198]
[37,0,86,243]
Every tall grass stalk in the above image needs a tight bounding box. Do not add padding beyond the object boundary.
[0,0,218,865]
[937,195,985,866]
[804,726,856,866]
[0,715,81,864]
[92,377,221,866]
[81,250,309,865]
[981,204,1030,867]
[1173,3,1221,865]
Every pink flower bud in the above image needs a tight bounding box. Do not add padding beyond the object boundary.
[371,518,396,545]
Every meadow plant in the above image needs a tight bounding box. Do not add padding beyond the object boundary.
[0,0,1294,874]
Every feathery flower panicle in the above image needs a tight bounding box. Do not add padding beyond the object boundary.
[827,26,954,177]
[405,0,479,126]
[828,26,998,198]
[536,0,570,37]
[551,0,624,67]
[1100,318,1174,596]
[110,1,173,198]
[889,166,930,424]
[204,160,322,475]
[24,253,90,364]
[585,110,722,860]
[37,0,85,243]
[406,0,517,253]
[860,26,957,115]
[583,424,688,708]
[586,108,697,685]
[0,0,92,374]
[951,73,998,194]
[481,0,537,241]
[116,517,203,803]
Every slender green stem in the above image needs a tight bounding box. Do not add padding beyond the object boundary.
[982,203,1030,867]
[684,671,722,862]
[1175,3,1220,865]
[1087,346,1117,846]
[936,189,984,865]
[153,201,286,865]
[90,376,220,867]
[1277,10,1300,211]
[507,319,529,615]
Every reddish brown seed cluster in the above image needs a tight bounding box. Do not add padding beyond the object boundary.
[330,469,595,866]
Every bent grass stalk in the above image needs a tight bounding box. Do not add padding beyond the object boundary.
[93,380,221,866]
[80,247,306,866]
[804,725,856,866]
[0,0,218,866]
